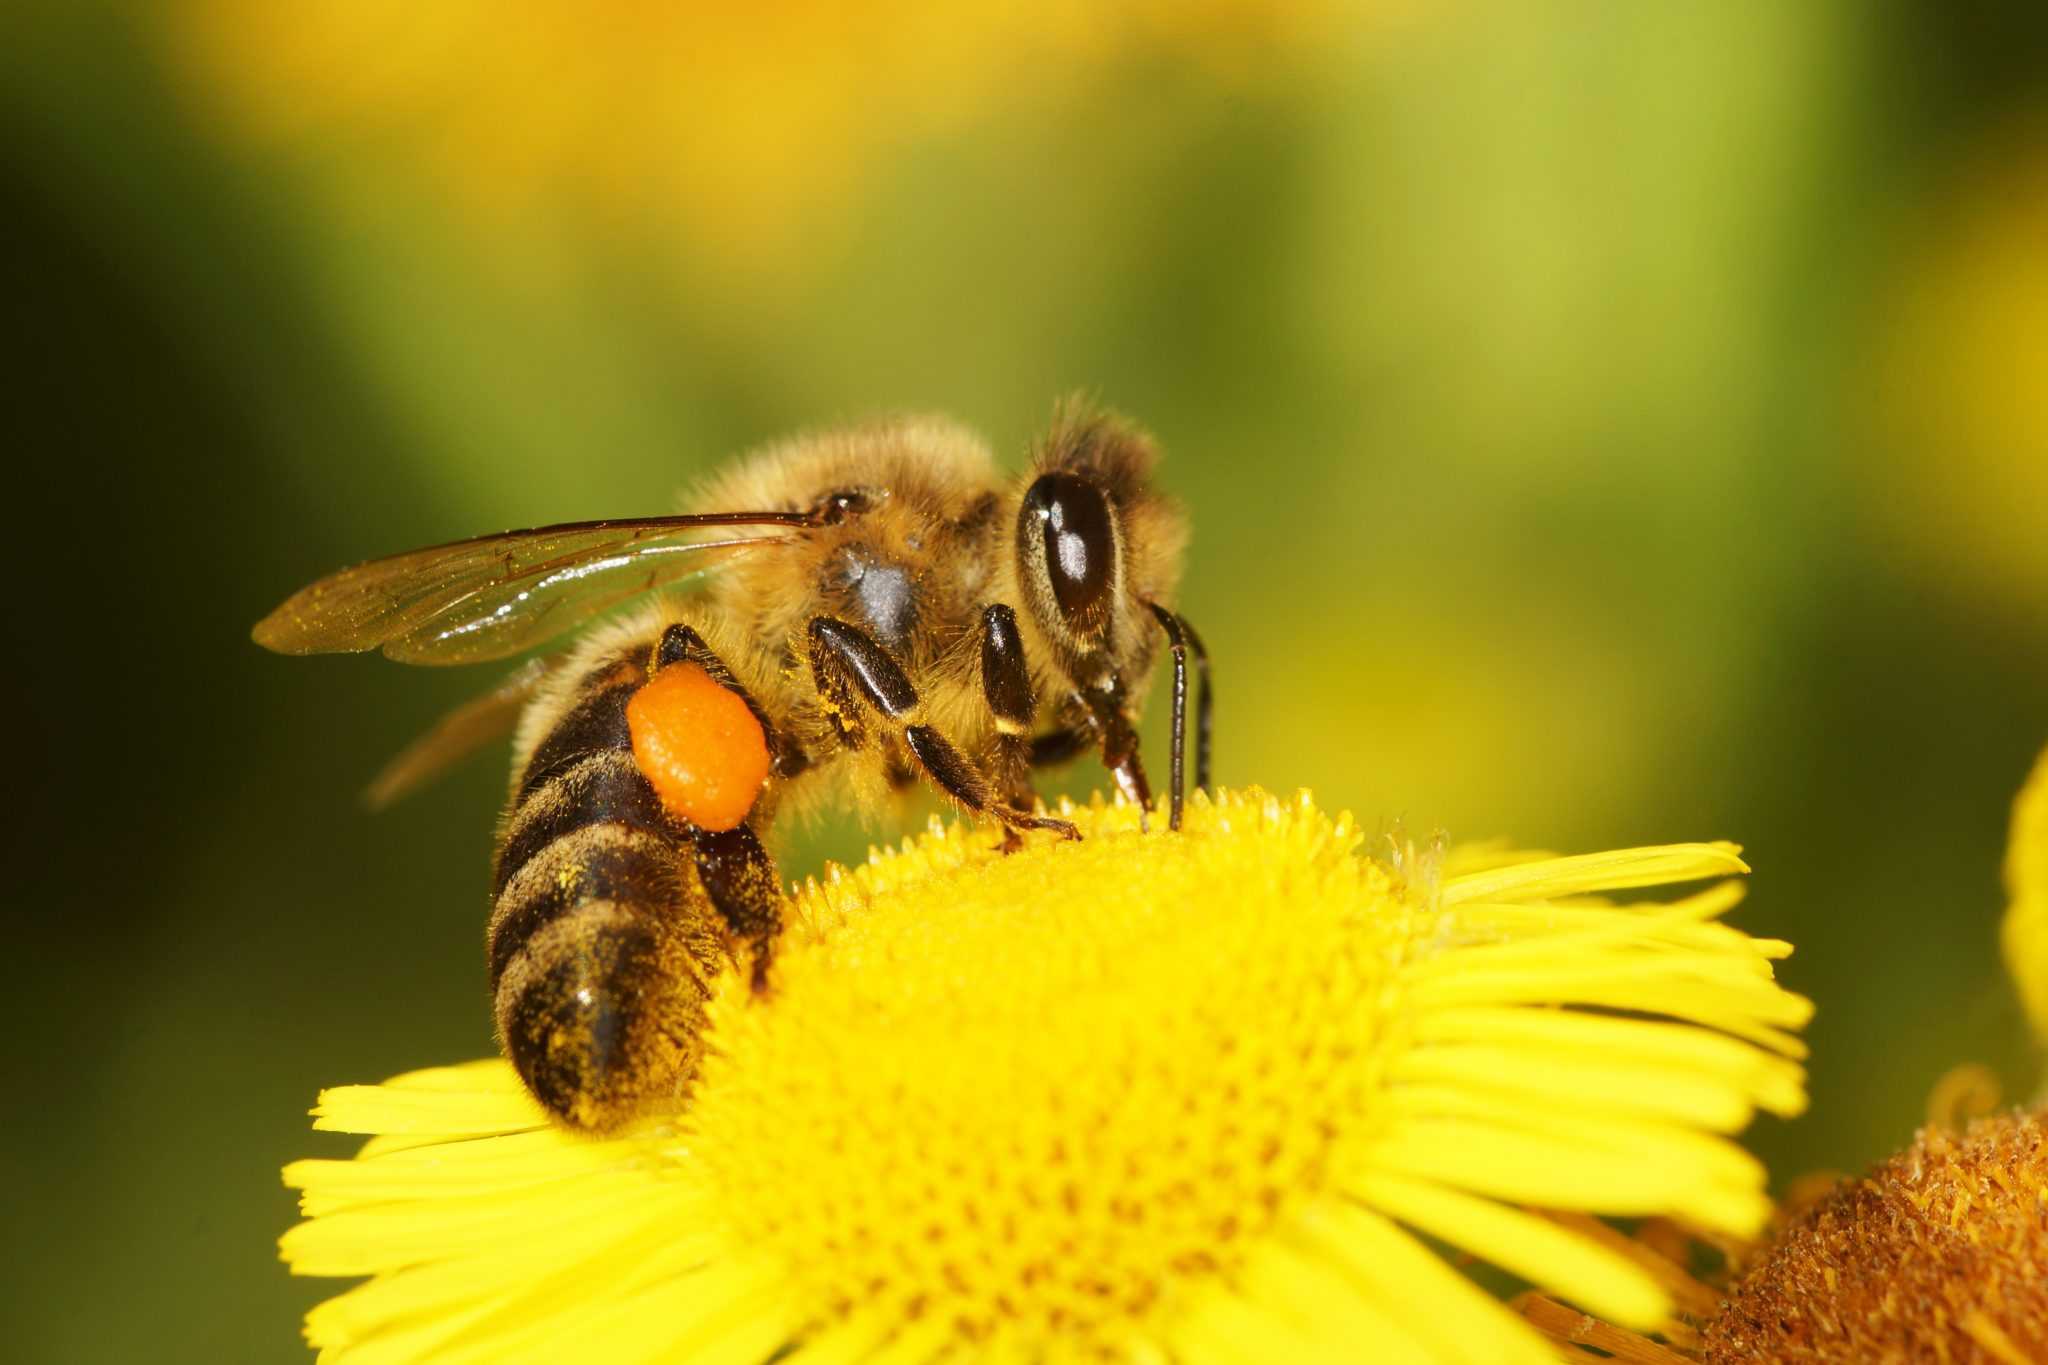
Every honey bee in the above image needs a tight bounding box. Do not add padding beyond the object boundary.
[255,401,1210,1130]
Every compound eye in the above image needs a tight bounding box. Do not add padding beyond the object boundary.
[1020,473,1115,634]
[813,489,873,524]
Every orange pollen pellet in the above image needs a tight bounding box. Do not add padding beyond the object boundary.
[626,661,771,833]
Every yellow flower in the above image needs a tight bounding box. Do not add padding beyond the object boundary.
[283,788,1809,1363]
[1861,119,2048,608]
[2004,742,2048,1048]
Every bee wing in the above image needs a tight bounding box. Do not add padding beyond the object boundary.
[252,512,813,666]
[362,656,558,811]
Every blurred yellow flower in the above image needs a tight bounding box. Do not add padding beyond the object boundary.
[1864,116,2048,606]
[283,789,1808,1363]
[2004,742,2048,1049]
[165,0,1345,278]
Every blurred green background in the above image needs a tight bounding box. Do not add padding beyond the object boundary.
[6,1,2046,1358]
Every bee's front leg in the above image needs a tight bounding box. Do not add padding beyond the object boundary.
[1141,602,1213,832]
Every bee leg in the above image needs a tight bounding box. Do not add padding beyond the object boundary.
[1027,726,1090,768]
[654,622,811,780]
[978,605,1039,817]
[1065,684,1153,830]
[1142,604,1211,831]
[652,622,787,989]
[1178,612,1213,793]
[808,615,1080,845]
[689,823,782,993]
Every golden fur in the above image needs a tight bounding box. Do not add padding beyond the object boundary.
[508,401,1188,841]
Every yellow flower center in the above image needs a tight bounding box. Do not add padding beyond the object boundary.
[689,792,1397,1350]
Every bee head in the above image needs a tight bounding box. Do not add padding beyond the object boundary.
[1013,403,1188,805]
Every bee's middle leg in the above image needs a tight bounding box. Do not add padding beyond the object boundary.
[976,604,1040,815]
[807,615,1079,845]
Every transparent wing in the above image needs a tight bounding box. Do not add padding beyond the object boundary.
[362,657,557,811]
[252,512,811,666]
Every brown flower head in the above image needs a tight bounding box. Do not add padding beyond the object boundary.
[1703,1109,2048,1365]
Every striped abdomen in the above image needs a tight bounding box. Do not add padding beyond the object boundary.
[490,648,778,1131]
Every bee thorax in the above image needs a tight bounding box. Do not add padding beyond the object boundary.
[838,549,919,652]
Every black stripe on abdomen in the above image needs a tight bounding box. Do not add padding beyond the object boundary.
[513,649,651,801]
[493,749,676,896]
[487,824,687,988]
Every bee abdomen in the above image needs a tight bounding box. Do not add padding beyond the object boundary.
[492,897,711,1131]
[493,748,673,896]
[488,823,719,989]
[492,748,724,1130]
[511,651,648,803]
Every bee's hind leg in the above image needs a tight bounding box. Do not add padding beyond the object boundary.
[650,622,788,992]
[688,823,781,993]
[807,614,1079,848]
